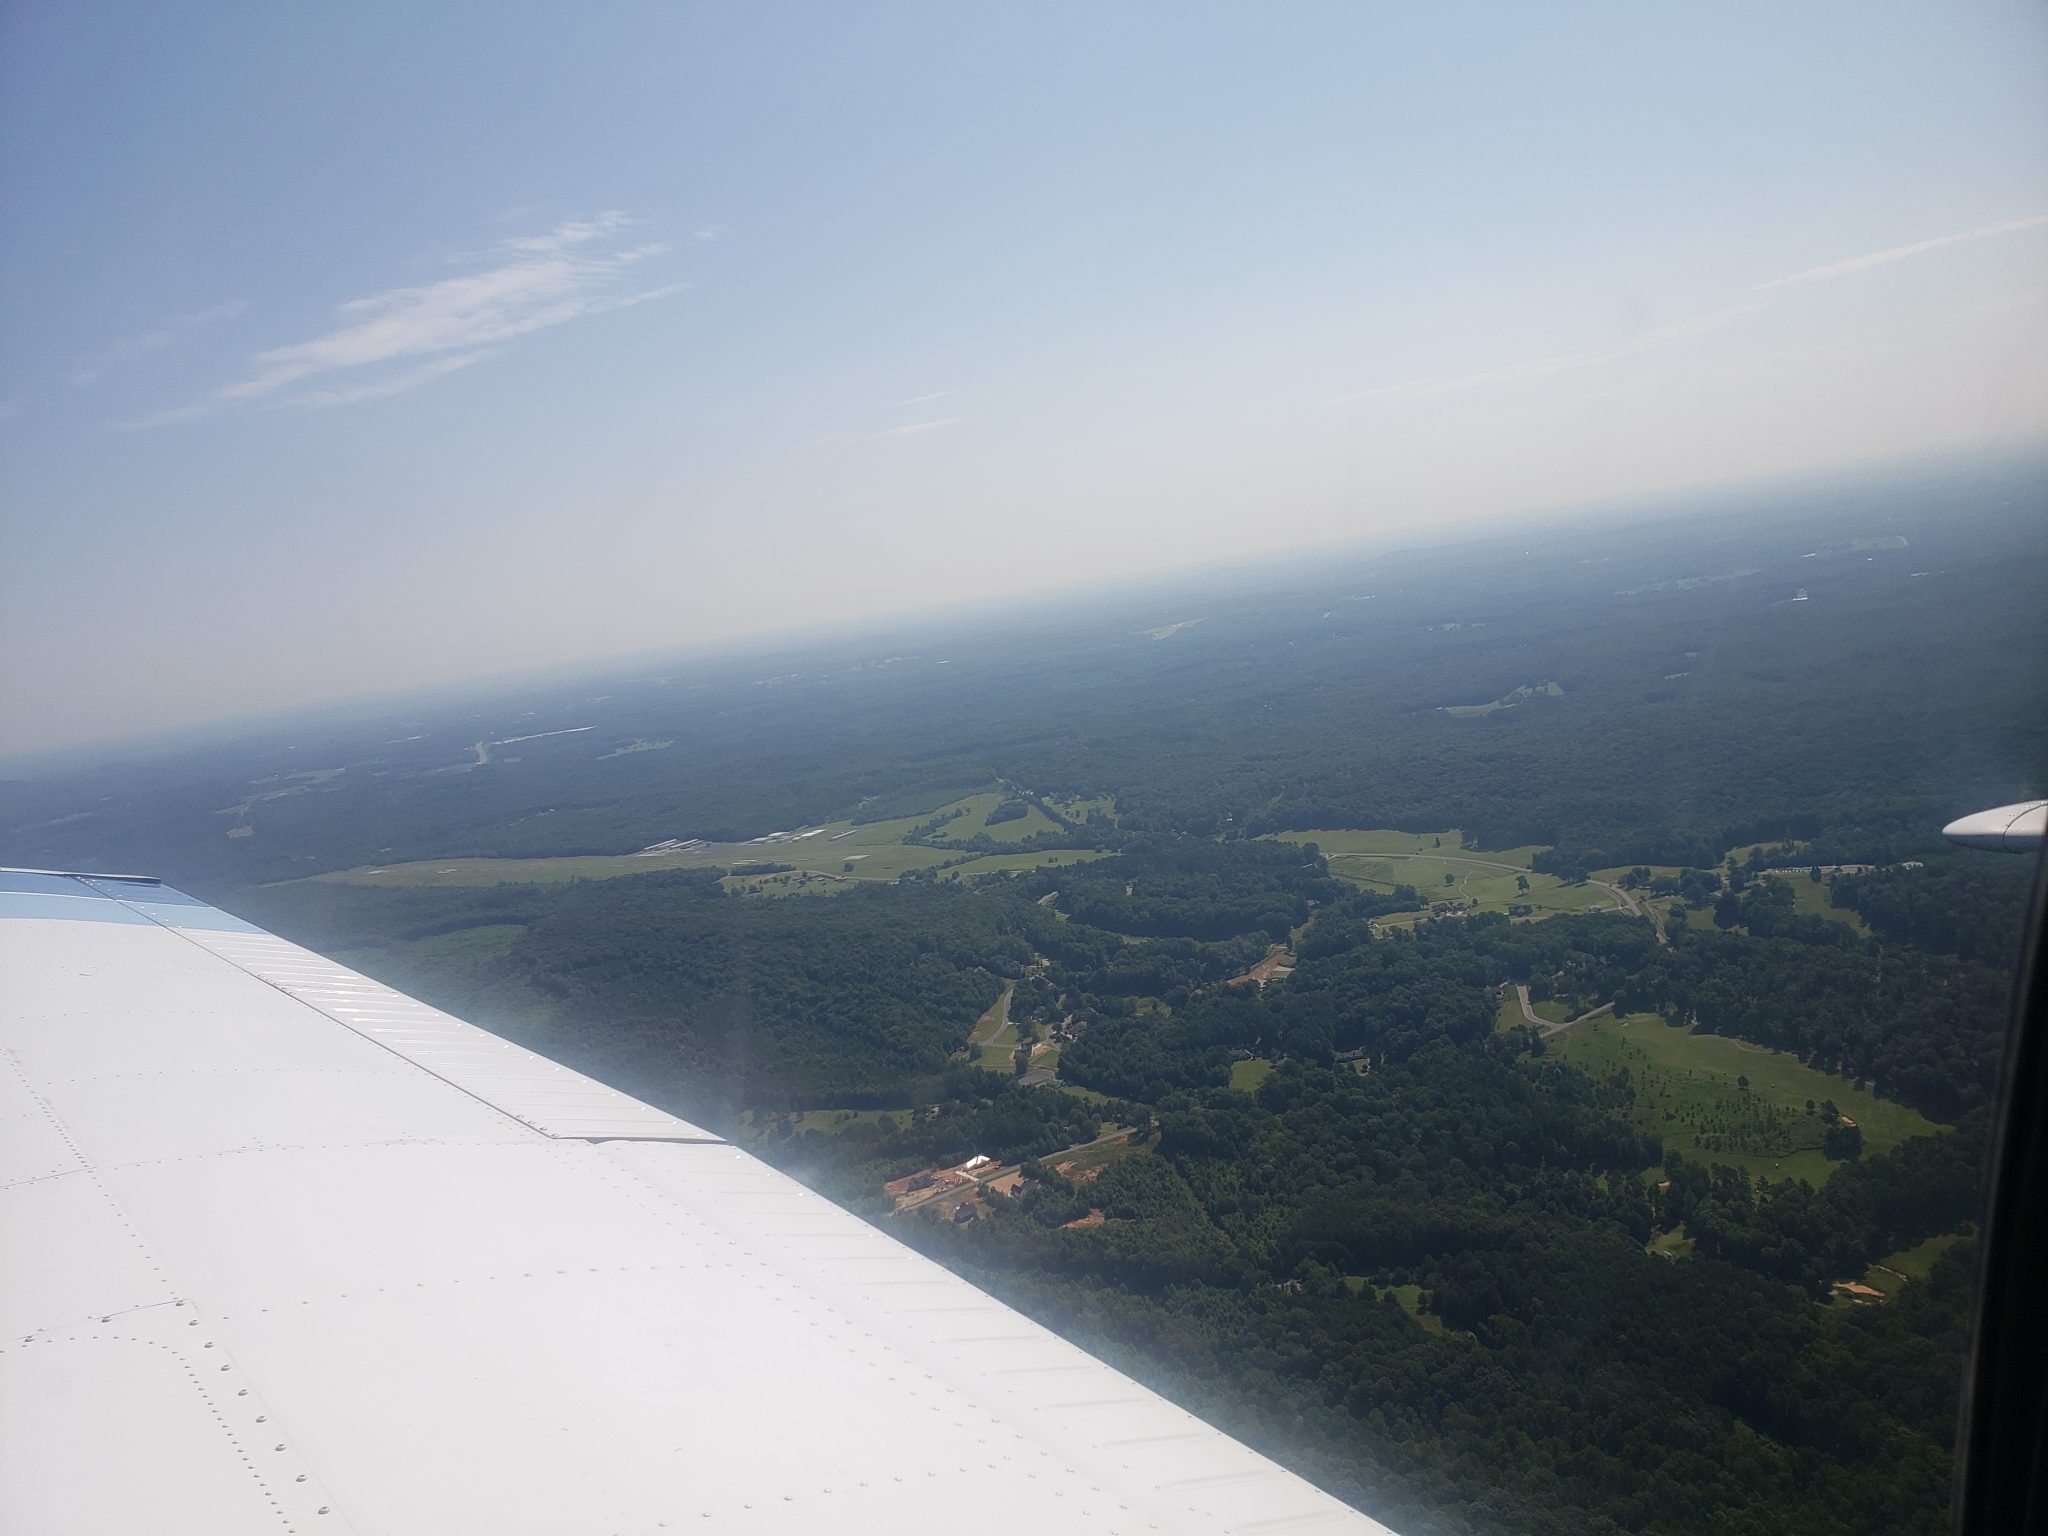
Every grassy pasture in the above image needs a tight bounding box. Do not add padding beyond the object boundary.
[1346,1282,1456,1337]
[927,791,1064,844]
[1646,1226,1695,1260]
[1230,1058,1275,1092]
[1444,680,1564,717]
[1305,846,1615,918]
[1858,1232,1966,1298]
[1547,1012,1941,1184]
[964,983,1020,1072]
[1771,872,1871,934]
[1048,1130,1149,1180]
[295,792,1064,891]
[1046,795,1117,824]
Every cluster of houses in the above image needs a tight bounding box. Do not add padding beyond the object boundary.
[885,1152,1032,1226]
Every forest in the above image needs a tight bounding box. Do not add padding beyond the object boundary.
[5,454,2044,893]
[232,820,2034,1535]
[19,458,2048,1535]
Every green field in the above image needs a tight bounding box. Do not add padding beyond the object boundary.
[1628,873,1866,938]
[299,788,1109,892]
[1663,900,1721,932]
[1344,1281,1456,1337]
[1444,680,1564,717]
[1045,795,1117,825]
[1646,1226,1695,1261]
[1853,1232,1966,1299]
[1230,1057,1275,1092]
[1286,837,1617,919]
[927,791,1065,845]
[964,983,1020,1072]
[1047,1129,1149,1180]
[1772,873,1871,934]
[1547,1012,1942,1184]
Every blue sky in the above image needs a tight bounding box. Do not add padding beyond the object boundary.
[3,2,2045,754]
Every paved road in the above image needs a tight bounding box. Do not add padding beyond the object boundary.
[1512,983,1615,1037]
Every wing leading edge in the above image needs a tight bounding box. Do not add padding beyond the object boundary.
[0,869,1395,1536]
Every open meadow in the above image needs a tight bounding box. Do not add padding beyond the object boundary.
[1545,1012,1942,1185]
[1276,830,1614,917]
[927,791,1066,844]
[298,791,1106,895]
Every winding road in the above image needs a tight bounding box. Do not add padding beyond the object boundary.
[1512,983,1614,1037]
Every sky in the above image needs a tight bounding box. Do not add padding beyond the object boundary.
[3,2,2046,756]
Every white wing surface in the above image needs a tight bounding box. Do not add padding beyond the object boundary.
[0,869,1394,1536]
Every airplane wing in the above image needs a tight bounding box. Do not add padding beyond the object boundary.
[0,868,1393,1536]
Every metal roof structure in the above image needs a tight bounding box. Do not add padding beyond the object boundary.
[0,869,1395,1535]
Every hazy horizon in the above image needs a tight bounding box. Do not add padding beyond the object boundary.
[5,440,2038,777]
[5,4,2045,755]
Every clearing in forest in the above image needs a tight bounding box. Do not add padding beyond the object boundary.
[1230,1058,1275,1091]
[1443,680,1564,717]
[297,784,1110,893]
[1277,833,1612,918]
[1546,1012,1942,1184]
[922,791,1064,844]
[1848,1232,1968,1300]
[963,983,1020,1072]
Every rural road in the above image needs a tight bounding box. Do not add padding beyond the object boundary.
[1513,983,1615,1037]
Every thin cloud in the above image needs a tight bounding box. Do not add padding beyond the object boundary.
[1750,213,2048,292]
[221,214,670,403]
[869,416,964,439]
[1338,304,1758,404]
[127,214,680,426]
[888,389,957,408]
[72,299,249,387]
[282,349,496,409]
[1337,212,2048,407]
[115,403,215,432]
